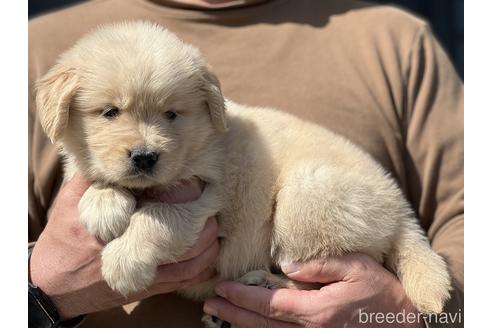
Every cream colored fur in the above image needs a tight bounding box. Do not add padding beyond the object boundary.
[36,21,451,320]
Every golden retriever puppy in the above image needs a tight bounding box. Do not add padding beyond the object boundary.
[35,21,451,323]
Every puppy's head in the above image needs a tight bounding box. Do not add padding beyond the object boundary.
[36,21,226,188]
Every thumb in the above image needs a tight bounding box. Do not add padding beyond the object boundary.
[60,172,92,200]
[281,256,357,284]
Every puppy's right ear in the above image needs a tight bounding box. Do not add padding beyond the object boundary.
[35,64,78,143]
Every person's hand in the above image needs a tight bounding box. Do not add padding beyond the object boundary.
[204,254,426,328]
[30,173,219,320]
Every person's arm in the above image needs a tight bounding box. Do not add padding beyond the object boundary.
[29,174,219,322]
[403,24,464,324]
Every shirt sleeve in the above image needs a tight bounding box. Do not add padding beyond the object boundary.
[28,63,45,242]
[28,44,63,242]
[403,24,464,325]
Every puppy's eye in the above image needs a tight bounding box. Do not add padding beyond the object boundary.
[102,106,120,119]
[165,111,177,120]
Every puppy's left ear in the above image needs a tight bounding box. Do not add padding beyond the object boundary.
[35,64,78,143]
[202,66,227,132]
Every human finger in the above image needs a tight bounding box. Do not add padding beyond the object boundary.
[204,297,301,328]
[177,217,219,262]
[154,239,219,283]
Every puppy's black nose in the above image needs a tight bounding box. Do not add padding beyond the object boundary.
[130,150,159,172]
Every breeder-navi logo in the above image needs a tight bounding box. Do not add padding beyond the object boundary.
[358,309,463,325]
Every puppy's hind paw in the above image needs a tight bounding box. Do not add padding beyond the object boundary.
[239,269,321,291]
[101,238,156,296]
[239,270,286,289]
[202,314,231,328]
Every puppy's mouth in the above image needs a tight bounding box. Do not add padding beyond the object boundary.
[119,171,161,189]
[133,176,204,204]
[128,170,154,179]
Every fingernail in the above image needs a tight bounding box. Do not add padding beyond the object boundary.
[281,262,300,274]
[203,303,218,316]
[215,286,225,298]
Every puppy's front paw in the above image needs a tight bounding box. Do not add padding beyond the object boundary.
[101,238,157,296]
[79,185,136,243]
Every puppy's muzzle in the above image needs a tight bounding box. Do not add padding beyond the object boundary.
[130,149,159,173]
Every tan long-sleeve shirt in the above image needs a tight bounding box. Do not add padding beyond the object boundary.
[29,1,464,326]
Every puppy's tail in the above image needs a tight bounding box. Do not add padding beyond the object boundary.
[386,219,452,314]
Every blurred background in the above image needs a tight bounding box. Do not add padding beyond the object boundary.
[28,0,464,79]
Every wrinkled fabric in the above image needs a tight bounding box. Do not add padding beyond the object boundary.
[28,1,463,327]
